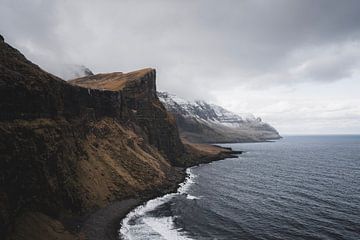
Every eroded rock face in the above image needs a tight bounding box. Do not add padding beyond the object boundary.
[0,38,185,239]
[70,70,185,163]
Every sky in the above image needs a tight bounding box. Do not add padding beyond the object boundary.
[1,0,360,134]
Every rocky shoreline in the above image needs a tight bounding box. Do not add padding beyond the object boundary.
[79,147,241,240]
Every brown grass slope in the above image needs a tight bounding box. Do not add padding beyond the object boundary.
[69,68,153,91]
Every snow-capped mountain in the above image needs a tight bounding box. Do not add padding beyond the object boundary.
[158,92,281,143]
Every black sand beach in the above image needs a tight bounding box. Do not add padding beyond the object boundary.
[81,199,140,240]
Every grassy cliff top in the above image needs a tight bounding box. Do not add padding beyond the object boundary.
[69,68,155,91]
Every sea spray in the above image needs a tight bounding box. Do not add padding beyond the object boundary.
[119,168,197,240]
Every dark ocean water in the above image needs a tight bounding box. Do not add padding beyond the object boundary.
[120,136,360,240]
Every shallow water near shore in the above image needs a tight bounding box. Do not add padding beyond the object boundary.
[119,135,360,240]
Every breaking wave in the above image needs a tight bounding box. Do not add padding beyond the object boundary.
[119,168,197,240]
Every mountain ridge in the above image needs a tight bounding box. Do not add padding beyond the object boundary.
[158,92,281,143]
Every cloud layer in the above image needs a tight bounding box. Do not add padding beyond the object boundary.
[1,0,360,134]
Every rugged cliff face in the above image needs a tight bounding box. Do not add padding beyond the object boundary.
[0,36,238,240]
[0,37,186,240]
[69,70,185,164]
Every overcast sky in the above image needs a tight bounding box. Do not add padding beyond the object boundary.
[1,0,360,134]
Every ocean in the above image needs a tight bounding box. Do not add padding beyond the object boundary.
[119,135,360,240]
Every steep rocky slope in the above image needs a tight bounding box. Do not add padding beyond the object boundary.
[158,92,281,143]
[0,36,237,240]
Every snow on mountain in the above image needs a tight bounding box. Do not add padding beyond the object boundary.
[158,92,281,143]
[159,92,259,126]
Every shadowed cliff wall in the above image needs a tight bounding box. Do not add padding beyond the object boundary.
[0,37,185,239]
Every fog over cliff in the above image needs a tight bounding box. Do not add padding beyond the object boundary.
[1,0,360,134]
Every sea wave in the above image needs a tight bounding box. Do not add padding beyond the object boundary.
[119,168,197,240]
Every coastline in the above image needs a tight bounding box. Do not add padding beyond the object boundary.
[119,168,195,239]
[80,147,241,240]
[79,171,187,240]
[117,149,242,239]
[81,199,141,240]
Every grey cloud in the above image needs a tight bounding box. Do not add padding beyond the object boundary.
[1,0,360,100]
[293,56,356,82]
[288,41,360,82]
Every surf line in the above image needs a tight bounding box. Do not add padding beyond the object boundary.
[119,168,198,240]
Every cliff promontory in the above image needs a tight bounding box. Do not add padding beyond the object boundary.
[0,35,238,240]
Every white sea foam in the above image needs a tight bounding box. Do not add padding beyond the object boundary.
[142,217,190,240]
[186,194,200,200]
[119,168,197,240]
[178,168,196,194]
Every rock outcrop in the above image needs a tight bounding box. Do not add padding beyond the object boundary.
[69,70,185,164]
[0,36,237,240]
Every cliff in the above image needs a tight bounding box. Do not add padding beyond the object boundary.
[0,36,237,240]
[69,69,185,164]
